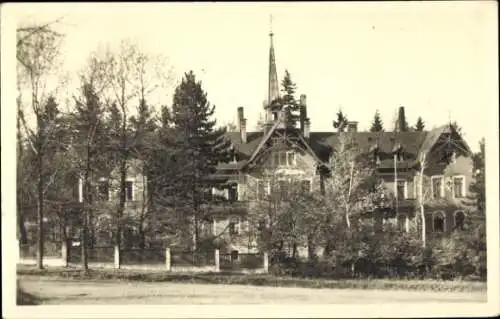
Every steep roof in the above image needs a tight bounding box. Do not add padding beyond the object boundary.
[218,127,472,171]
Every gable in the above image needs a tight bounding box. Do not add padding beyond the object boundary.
[219,123,471,172]
[421,125,472,161]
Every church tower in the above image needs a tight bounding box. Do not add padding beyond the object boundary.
[264,16,282,128]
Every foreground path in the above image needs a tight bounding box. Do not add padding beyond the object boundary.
[19,276,486,305]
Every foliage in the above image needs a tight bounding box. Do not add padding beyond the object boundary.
[159,71,233,249]
[333,110,348,132]
[414,116,425,131]
[280,70,300,128]
[323,133,375,231]
[17,20,66,269]
[369,110,384,132]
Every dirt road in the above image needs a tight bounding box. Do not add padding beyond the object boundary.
[19,276,486,305]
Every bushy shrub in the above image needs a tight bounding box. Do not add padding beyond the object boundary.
[239,254,263,269]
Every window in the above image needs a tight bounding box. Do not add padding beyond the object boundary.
[201,218,214,236]
[433,212,445,233]
[287,152,296,166]
[273,151,296,166]
[278,180,289,200]
[454,211,465,231]
[125,181,134,201]
[228,184,238,202]
[272,112,278,121]
[453,176,465,198]
[229,217,240,235]
[300,180,311,193]
[97,180,110,201]
[413,175,420,199]
[257,219,266,231]
[450,151,457,164]
[279,152,287,166]
[397,215,406,232]
[396,180,407,199]
[212,187,227,200]
[431,176,444,199]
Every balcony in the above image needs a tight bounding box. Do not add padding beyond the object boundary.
[200,200,249,215]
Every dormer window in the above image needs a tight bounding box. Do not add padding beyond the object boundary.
[272,112,278,121]
[273,151,296,167]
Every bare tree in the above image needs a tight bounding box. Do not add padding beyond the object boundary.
[16,20,65,269]
[92,40,173,251]
[323,133,374,230]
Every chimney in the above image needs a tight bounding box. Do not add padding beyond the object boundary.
[397,106,406,132]
[237,107,247,143]
[347,121,358,132]
[299,94,307,135]
[303,118,310,139]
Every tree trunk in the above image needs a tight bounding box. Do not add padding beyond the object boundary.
[116,156,127,254]
[81,208,89,270]
[345,211,351,229]
[36,150,44,270]
[419,158,426,248]
[324,238,334,257]
[18,211,28,245]
[138,226,145,250]
[420,205,426,248]
[88,210,95,249]
[81,172,91,271]
[307,234,316,261]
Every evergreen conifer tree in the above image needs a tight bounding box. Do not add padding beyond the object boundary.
[280,70,300,128]
[370,110,384,132]
[333,110,348,132]
[415,116,425,132]
[164,71,232,249]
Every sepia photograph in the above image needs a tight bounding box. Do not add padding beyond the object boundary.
[2,1,498,318]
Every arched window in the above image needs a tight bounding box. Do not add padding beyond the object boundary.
[433,212,446,233]
[454,211,465,231]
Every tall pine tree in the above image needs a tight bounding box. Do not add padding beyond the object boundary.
[166,71,232,250]
[333,110,348,132]
[370,110,384,132]
[280,70,300,129]
[129,98,159,248]
[71,83,109,269]
[414,116,425,131]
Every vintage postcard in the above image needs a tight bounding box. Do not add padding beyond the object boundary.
[2,1,499,318]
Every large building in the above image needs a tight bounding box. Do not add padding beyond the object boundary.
[208,30,474,256]
[20,30,474,260]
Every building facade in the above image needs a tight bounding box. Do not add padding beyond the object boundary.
[207,31,474,256]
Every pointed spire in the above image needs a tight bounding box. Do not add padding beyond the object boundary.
[268,14,279,106]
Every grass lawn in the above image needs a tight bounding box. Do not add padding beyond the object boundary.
[17,264,486,293]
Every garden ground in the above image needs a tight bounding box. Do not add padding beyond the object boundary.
[17,265,486,305]
[18,275,486,305]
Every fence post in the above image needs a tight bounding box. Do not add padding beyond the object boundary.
[165,247,171,271]
[215,249,220,272]
[61,241,68,267]
[114,245,120,269]
[263,251,269,273]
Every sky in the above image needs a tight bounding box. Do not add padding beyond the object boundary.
[7,2,499,151]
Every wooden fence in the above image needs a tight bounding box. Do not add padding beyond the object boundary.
[17,240,269,273]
